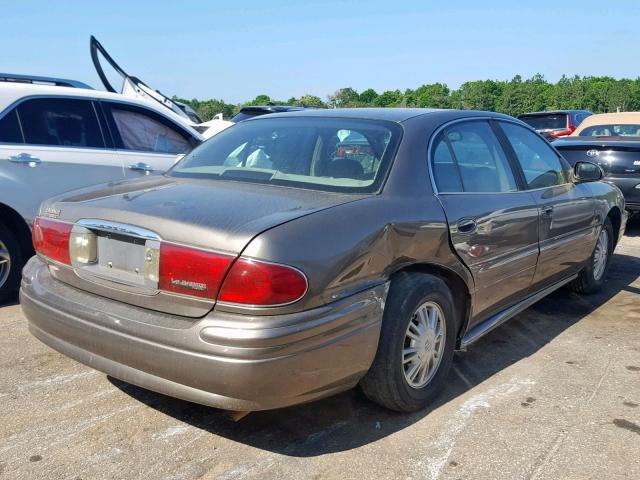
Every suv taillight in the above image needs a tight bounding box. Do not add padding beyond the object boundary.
[158,243,234,300]
[218,258,308,306]
[32,217,72,265]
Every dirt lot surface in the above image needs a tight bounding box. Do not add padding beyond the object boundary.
[1,220,639,480]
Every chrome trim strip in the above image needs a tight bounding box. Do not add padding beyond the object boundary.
[77,219,161,241]
[460,274,577,348]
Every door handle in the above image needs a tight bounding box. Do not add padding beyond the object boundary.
[128,162,154,174]
[541,205,554,217]
[457,218,477,234]
[8,153,42,166]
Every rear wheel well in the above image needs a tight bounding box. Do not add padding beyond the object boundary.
[0,203,34,258]
[391,264,471,347]
[607,206,622,247]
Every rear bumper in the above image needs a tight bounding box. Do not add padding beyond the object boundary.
[21,257,387,411]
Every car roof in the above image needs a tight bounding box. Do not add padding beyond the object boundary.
[0,81,203,139]
[238,105,308,113]
[571,112,640,135]
[518,110,591,116]
[251,107,515,123]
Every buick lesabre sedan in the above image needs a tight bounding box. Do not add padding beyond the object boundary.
[21,109,626,412]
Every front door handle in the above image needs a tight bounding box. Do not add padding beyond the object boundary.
[128,162,154,174]
[457,218,477,234]
[8,153,42,166]
[541,205,554,217]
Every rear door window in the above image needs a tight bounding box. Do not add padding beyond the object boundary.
[16,98,105,148]
[0,109,23,144]
[105,103,193,154]
[499,122,568,189]
[432,121,518,193]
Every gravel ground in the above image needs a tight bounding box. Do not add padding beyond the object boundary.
[1,219,639,480]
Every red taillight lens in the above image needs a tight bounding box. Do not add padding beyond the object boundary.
[158,243,234,299]
[218,258,307,306]
[32,217,72,265]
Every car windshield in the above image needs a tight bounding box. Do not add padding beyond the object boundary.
[170,117,401,193]
[578,124,640,137]
[518,114,567,130]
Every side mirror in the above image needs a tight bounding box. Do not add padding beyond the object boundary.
[573,161,603,182]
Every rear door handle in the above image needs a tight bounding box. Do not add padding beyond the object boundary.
[128,162,154,174]
[541,205,554,217]
[8,153,42,166]
[457,218,477,234]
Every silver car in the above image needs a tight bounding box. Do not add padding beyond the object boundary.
[0,76,203,302]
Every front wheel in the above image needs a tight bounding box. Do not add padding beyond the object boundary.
[568,217,614,294]
[360,272,456,412]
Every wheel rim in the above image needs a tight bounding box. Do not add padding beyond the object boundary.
[593,228,609,281]
[402,301,446,389]
[0,239,10,290]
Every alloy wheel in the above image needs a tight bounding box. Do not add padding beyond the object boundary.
[402,301,446,389]
[0,239,10,290]
[593,228,609,281]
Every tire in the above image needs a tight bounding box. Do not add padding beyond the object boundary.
[360,272,457,412]
[0,224,24,305]
[567,217,614,294]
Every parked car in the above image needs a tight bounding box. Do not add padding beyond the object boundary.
[230,104,315,122]
[517,110,592,138]
[21,109,626,412]
[554,112,640,215]
[0,77,204,302]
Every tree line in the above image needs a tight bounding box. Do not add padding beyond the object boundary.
[175,74,640,121]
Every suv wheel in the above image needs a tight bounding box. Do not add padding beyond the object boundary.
[360,272,456,412]
[568,217,614,294]
[0,224,24,305]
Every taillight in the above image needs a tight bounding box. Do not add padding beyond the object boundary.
[32,217,72,265]
[158,243,234,299]
[218,257,307,306]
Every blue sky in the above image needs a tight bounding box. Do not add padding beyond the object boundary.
[1,1,638,103]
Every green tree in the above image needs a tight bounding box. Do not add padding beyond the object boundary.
[327,87,360,107]
[374,89,403,107]
[359,88,379,105]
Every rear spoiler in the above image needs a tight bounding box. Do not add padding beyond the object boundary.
[90,36,202,124]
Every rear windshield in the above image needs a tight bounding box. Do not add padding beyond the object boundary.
[170,117,401,193]
[579,124,640,137]
[518,114,567,131]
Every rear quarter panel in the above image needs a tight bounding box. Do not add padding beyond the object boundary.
[220,113,474,317]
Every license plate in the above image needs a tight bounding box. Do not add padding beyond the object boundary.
[97,236,146,277]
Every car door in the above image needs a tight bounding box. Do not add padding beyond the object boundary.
[430,119,540,323]
[0,97,126,223]
[101,101,200,177]
[497,121,598,289]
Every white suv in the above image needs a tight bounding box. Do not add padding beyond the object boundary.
[0,75,205,302]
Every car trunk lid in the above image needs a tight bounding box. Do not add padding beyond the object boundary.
[41,176,366,317]
[555,139,640,175]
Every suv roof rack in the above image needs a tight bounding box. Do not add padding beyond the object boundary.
[0,73,93,90]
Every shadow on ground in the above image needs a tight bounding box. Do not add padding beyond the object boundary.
[112,241,640,457]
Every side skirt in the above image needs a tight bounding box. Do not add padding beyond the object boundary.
[459,274,578,349]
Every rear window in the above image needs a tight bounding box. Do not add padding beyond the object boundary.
[578,124,640,137]
[170,117,401,193]
[518,114,567,131]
